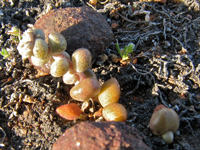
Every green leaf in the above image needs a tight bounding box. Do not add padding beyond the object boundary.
[127,43,134,53]
[116,42,123,58]
[0,48,10,59]
[122,46,128,59]
[7,27,22,42]
[7,27,20,36]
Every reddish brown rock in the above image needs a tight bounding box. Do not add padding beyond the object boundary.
[52,121,151,150]
[34,6,114,59]
[111,22,119,31]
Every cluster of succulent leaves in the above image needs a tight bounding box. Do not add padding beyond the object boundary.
[17,28,127,122]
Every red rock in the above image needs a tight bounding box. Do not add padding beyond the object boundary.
[34,6,114,59]
[52,121,151,150]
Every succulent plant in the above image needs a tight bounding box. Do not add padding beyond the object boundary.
[56,103,81,120]
[70,78,101,101]
[22,28,34,43]
[52,51,71,60]
[98,78,121,107]
[82,69,97,79]
[150,104,179,144]
[33,38,48,59]
[20,43,33,60]
[31,54,50,66]
[17,28,127,123]
[17,30,34,58]
[72,48,92,73]
[17,28,48,63]
[50,58,69,77]
[102,103,127,122]
[33,28,45,40]
[77,68,97,82]
[161,131,174,144]
[48,33,67,55]
[116,42,135,61]
[63,69,79,85]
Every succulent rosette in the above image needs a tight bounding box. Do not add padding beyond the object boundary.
[17,28,127,122]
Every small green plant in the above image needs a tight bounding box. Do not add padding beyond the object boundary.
[0,27,22,59]
[116,42,135,61]
[7,27,22,42]
[0,48,10,59]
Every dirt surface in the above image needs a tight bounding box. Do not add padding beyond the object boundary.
[0,0,200,150]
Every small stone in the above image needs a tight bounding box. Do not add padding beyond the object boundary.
[34,6,114,59]
[111,22,119,30]
[52,121,151,150]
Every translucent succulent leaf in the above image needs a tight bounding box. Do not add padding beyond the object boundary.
[33,28,45,40]
[48,33,67,55]
[72,48,92,73]
[70,78,101,101]
[63,69,79,85]
[31,54,50,66]
[33,38,48,59]
[50,58,69,77]
[102,103,127,122]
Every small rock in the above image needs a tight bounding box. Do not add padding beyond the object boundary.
[34,6,114,59]
[111,22,119,31]
[52,121,151,150]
